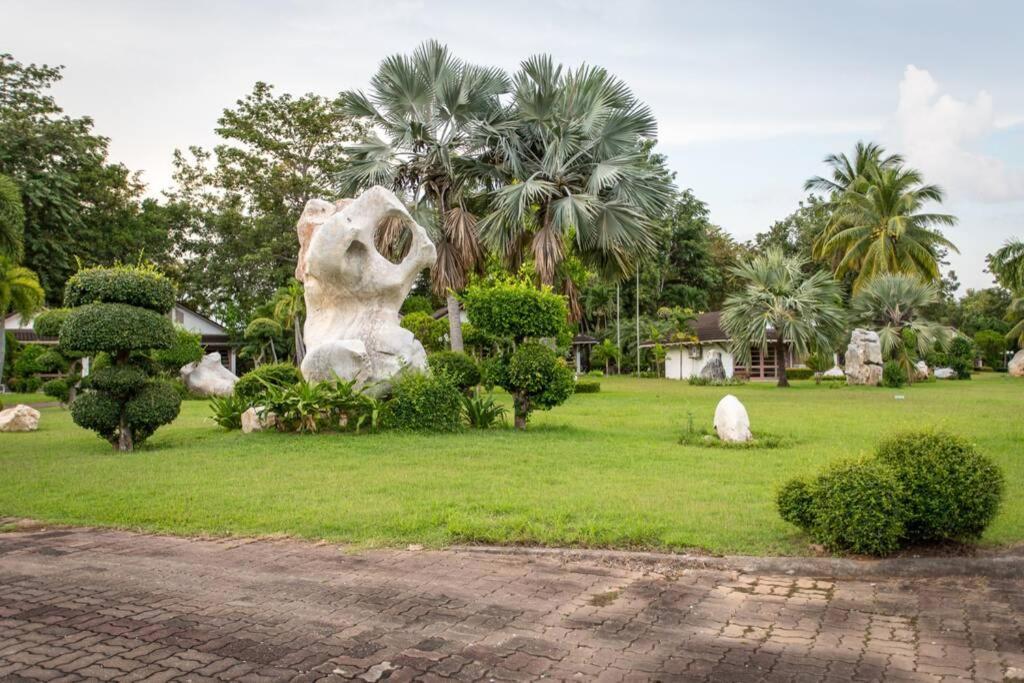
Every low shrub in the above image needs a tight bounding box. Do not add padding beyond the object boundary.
[382,371,462,432]
[400,311,447,352]
[882,360,907,388]
[234,362,302,403]
[574,380,601,393]
[776,479,814,530]
[8,376,42,393]
[807,458,907,556]
[587,369,604,377]
[42,378,71,403]
[784,367,814,380]
[461,391,506,429]
[875,430,1004,542]
[428,351,481,392]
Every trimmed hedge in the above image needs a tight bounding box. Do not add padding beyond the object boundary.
[776,478,814,530]
[462,278,568,342]
[64,266,175,313]
[382,371,462,432]
[87,366,149,398]
[234,362,303,403]
[42,378,71,403]
[61,303,176,353]
[33,308,71,339]
[428,351,480,392]
[70,392,122,441]
[783,368,814,380]
[574,380,601,393]
[400,311,447,352]
[124,380,182,442]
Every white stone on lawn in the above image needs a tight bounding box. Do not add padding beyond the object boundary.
[934,367,956,379]
[0,404,41,432]
[713,394,752,443]
[241,406,277,433]
[1009,349,1024,377]
[180,352,238,397]
[822,365,845,378]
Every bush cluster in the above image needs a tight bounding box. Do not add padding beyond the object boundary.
[462,278,568,341]
[782,368,815,380]
[401,311,447,352]
[574,380,601,393]
[234,362,304,403]
[777,430,1004,555]
[882,360,907,388]
[427,351,480,393]
[381,371,462,432]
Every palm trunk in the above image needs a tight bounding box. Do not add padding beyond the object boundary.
[270,338,278,363]
[776,337,789,388]
[0,313,6,388]
[447,294,464,352]
[294,317,305,364]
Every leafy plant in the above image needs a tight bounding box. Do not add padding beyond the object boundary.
[209,394,250,430]
[428,351,480,393]
[461,391,507,429]
[882,360,907,388]
[382,371,462,432]
[234,362,302,403]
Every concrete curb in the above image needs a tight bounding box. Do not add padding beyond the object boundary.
[451,545,1024,580]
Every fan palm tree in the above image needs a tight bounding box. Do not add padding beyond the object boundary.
[0,255,45,386]
[987,239,1024,345]
[272,279,306,363]
[816,165,958,290]
[479,55,674,309]
[850,273,952,379]
[338,40,511,351]
[0,174,25,261]
[721,248,846,387]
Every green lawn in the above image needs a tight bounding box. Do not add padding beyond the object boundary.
[1,392,50,406]
[0,374,1020,555]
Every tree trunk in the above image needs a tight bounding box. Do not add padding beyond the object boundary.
[294,317,305,364]
[776,337,789,388]
[447,294,464,352]
[513,394,528,430]
[270,338,278,363]
[117,412,133,452]
[0,313,6,388]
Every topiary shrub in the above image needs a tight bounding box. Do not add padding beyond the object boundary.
[152,326,203,375]
[400,311,447,352]
[381,371,462,432]
[42,378,70,403]
[806,458,907,556]
[62,266,181,451]
[776,478,814,531]
[428,351,480,393]
[33,308,71,339]
[783,368,815,380]
[882,360,907,388]
[947,336,974,380]
[875,430,1004,542]
[234,362,303,403]
[463,277,572,429]
[574,380,601,393]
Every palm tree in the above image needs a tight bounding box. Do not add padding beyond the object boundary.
[850,273,952,379]
[338,40,510,351]
[0,255,45,386]
[804,141,903,197]
[272,279,306,363]
[721,248,846,387]
[0,174,25,261]
[987,239,1024,345]
[816,165,958,290]
[479,56,674,311]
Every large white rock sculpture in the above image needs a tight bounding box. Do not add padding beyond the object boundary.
[0,404,40,432]
[1009,349,1024,377]
[296,187,437,385]
[713,394,752,443]
[180,352,238,397]
[845,328,883,386]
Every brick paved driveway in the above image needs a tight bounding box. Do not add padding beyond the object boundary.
[0,528,1021,682]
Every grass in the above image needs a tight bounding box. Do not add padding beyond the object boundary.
[1,392,50,406]
[0,374,1020,556]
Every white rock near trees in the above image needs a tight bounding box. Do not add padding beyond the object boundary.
[295,187,437,386]
[180,352,238,397]
[934,367,956,379]
[0,404,41,432]
[1009,349,1024,377]
[822,365,845,378]
[845,328,884,386]
[241,406,277,434]
[713,394,752,443]
[913,360,930,381]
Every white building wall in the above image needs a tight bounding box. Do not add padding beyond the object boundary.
[665,344,735,380]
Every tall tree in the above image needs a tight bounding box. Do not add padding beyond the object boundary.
[0,174,24,260]
[0,54,166,301]
[480,56,674,312]
[0,255,45,386]
[987,239,1024,345]
[165,82,365,329]
[338,40,509,351]
[272,279,306,363]
[815,165,957,290]
[721,248,846,387]
[804,141,902,197]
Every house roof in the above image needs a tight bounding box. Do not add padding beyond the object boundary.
[639,311,781,348]
[572,334,598,345]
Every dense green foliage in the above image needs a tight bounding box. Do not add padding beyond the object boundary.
[776,479,815,530]
[574,380,601,393]
[401,312,447,353]
[152,327,204,374]
[42,377,70,403]
[882,360,907,388]
[875,431,1004,542]
[32,308,69,339]
[382,371,462,432]
[427,351,480,393]
[463,278,568,343]
[0,173,24,260]
[233,362,303,403]
[63,266,175,312]
[60,303,175,353]
[87,366,148,398]
[258,378,380,434]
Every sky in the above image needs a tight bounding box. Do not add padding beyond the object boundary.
[3,0,1023,291]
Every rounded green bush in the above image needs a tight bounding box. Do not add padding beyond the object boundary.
[382,371,462,432]
[33,308,71,339]
[42,378,70,403]
[60,303,176,353]
[574,380,601,393]
[507,342,575,411]
[428,351,480,392]
[776,478,814,531]
[400,311,447,352]
[152,327,203,373]
[882,360,907,388]
[12,344,47,376]
[462,278,568,342]
[70,391,122,442]
[124,380,182,444]
[875,430,1004,542]
[808,458,906,556]
[88,366,149,398]
[234,362,303,403]
[64,266,176,313]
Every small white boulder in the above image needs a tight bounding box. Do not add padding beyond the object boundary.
[713,394,752,443]
[822,365,845,378]
[913,360,930,381]
[934,367,956,379]
[0,404,41,432]
[180,352,238,397]
[241,406,277,433]
[1009,349,1024,377]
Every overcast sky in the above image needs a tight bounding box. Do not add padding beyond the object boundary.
[4,0,1023,291]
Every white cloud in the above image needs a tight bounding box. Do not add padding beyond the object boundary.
[892,65,1024,201]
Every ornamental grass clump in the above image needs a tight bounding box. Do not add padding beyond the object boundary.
[61,266,181,451]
